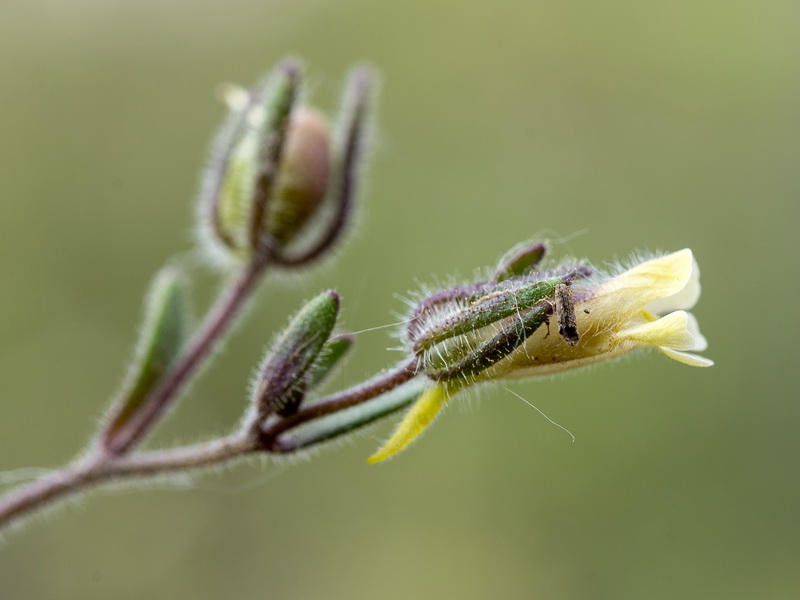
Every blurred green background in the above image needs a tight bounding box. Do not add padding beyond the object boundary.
[1,0,797,598]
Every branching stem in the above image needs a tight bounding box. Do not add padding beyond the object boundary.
[259,358,420,448]
[104,255,270,454]
[0,60,386,536]
[0,255,270,529]
[0,357,420,530]
[0,435,257,528]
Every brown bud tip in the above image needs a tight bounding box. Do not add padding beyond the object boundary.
[270,107,332,245]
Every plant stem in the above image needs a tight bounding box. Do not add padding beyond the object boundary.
[0,360,421,530]
[259,358,420,448]
[104,256,269,454]
[106,434,256,475]
[0,435,256,528]
[0,256,270,528]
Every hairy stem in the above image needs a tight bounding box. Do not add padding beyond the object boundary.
[1,255,271,529]
[0,359,422,530]
[103,256,269,454]
[259,358,420,449]
[0,435,256,529]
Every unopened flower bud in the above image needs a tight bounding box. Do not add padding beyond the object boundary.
[269,65,375,267]
[493,241,547,282]
[267,108,331,246]
[201,60,300,262]
[252,290,340,419]
[198,60,375,269]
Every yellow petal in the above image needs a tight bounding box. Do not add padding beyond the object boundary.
[646,254,701,314]
[593,249,695,321]
[617,310,695,350]
[684,311,708,351]
[659,347,715,367]
[367,384,450,464]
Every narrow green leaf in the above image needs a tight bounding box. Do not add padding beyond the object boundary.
[102,266,189,447]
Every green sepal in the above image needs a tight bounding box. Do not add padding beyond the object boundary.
[306,334,354,390]
[255,290,339,418]
[413,277,564,353]
[217,131,260,253]
[270,66,375,266]
[426,302,551,382]
[493,242,547,282]
[215,60,300,254]
[102,265,189,446]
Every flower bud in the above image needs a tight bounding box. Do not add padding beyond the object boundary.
[252,290,340,419]
[269,66,375,266]
[201,60,300,262]
[493,241,547,282]
[266,108,331,246]
[198,60,375,269]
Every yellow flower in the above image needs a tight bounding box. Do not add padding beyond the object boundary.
[368,248,712,463]
[490,248,711,376]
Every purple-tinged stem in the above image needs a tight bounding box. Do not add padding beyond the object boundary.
[0,360,420,529]
[103,256,269,454]
[259,357,420,450]
[0,435,256,529]
[0,457,103,528]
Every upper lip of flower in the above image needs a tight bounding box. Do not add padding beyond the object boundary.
[572,248,712,368]
[588,248,699,318]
